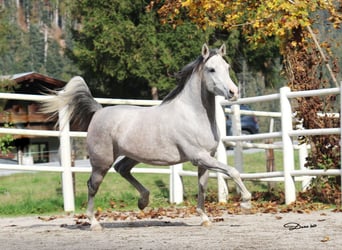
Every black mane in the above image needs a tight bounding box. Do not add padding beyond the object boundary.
[161,49,219,104]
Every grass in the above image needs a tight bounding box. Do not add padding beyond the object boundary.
[0,150,302,216]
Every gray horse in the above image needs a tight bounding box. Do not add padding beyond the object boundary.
[43,44,251,230]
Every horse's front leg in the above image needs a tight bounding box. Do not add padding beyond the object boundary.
[114,157,150,210]
[193,152,252,212]
[197,167,212,226]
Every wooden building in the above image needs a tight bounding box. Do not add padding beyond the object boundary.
[0,72,66,164]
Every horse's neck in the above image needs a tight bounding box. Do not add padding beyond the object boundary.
[178,74,216,122]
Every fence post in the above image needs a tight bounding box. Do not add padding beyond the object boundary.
[215,96,229,202]
[280,87,296,204]
[169,164,183,204]
[59,107,75,212]
[231,104,243,173]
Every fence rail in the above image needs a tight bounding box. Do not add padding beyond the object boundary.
[0,85,341,211]
[217,86,341,204]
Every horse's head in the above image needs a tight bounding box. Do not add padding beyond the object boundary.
[201,44,239,101]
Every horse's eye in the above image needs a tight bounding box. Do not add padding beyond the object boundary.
[209,68,215,73]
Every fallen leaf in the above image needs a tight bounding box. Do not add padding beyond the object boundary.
[74,214,87,219]
[321,236,330,242]
[332,207,342,212]
[38,216,57,221]
[213,217,224,223]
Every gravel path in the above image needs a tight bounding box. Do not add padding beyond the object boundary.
[0,210,341,250]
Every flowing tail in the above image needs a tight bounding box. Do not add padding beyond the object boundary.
[41,76,102,131]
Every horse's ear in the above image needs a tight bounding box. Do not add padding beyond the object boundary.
[202,43,210,60]
[218,44,226,56]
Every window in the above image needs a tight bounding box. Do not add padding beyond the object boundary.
[29,142,49,163]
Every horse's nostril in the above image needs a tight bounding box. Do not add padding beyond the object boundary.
[229,90,235,96]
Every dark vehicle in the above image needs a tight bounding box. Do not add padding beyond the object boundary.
[226,104,259,136]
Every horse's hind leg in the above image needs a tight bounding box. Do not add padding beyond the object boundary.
[114,157,150,210]
[87,165,111,231]
[197,167,212,226]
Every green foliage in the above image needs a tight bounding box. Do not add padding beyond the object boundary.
[0,133,14,155]
[0,0,283,99]
[69,0,211,98]
[0,5,13,55]
[0,79,15,154]
[0,0,77,80]
[69,0,282,99]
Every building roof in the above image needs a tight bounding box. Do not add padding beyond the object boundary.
[0,72,67,127]
[0,72,66,87]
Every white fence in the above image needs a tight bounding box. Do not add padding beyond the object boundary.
[217,87,341,205]
[0,86,341,211]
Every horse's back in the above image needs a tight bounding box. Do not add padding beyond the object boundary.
[87,105,185,165]
[87,105,146,143]
[89,105,156,133]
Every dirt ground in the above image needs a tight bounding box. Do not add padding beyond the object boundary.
[0,210,341,250]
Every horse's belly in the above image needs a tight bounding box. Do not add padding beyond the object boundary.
[120,143,184,166]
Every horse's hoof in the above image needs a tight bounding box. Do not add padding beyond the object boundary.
[90,222,103,231]
[201,220,212,227]
[138,198,148,210]
[138,193,150,210]
[240,201,252,214]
